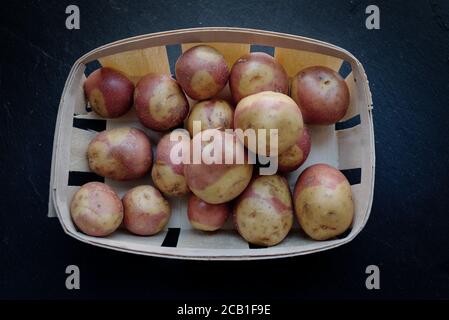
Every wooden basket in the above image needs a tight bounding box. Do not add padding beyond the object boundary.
[49,27,375,260]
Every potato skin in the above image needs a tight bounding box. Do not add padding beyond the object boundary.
[134,74,189,131]
[184,129,253,204]
[291,66,350,125]
[84,67,134,118]
[70,182,123,237]
[230,52,288,103]
[234,91,304,156]
[122,185,171,236]
[187,99,234,137]
[278,126,311,173]
[87,127,152,181]
[187,195,230,231]
[151,130,190,196]
[175,45,229,100]
[234,175,293,247]
[293,164,354,240]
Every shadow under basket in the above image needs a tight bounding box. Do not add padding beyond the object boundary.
[49,27,375,260]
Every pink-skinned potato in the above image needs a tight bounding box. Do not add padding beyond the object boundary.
[151,130,190,196]
[84,67,134,118]
[234,91,304,156]
[187,99,234,137]
[291,66,350,125]
[70,182,123,237]
[87,127,152,181]
[134,73,189,131]
[184,129,253,204]
[278,126,311,173]
[234,175,293,247]
[175,45,229,100]
[188,194,230,231]
[293,163,354,240]
[123,185,171,236]
[230,52,288,103]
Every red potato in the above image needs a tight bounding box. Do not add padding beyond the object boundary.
[278,126,311,173]
[151,130,190,196]
[293,164,354,240]
[134,74,189,131]
[175,45,229,100]
[229,52,288,103]
[234,91,304,156]
[291,66,350,125]
[234,175,293,247]
[184,129,253,204]
[70,182,123,237]
[187,195,230,231]
[186,99,234,137]
[84,67,134,118]
[87,127,152,181]
[122,185,171,236]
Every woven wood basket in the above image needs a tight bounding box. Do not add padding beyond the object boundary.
[48,27,375,260]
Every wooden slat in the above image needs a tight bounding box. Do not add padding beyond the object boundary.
[337,125,362,170]
[341,71,359,121]
[70,127,96,172]
[181,42,250,69]
[98,46,170,77]
[274,47,343,77]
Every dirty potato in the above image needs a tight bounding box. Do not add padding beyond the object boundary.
[184,129,253,204]
[291,66,350,125]
[151,130,190,196]
[175,45,229,100]
[134,73,189,131]
[70,182,123,237]
[234,175,293,246]
[84,67,134,118]
[229,52,288,103]
[87,127,152,180]
[186,99,234,137]
[122,185,171,236]
[234,91,304,156]
[187,194,230,231]
[278,126,311,173]
[293,163,354,240]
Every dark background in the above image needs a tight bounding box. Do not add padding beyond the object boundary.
[1,0,448,300]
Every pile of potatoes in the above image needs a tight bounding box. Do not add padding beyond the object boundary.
[71,44,354,246]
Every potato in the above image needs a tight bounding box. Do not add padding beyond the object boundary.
[70,182,123,237]
[175,45,229,100]
[84,67,134,118]
[234,91,303,156]
[122,185,171,236]
[234,175,293,246]
[184,129,253,204]
[87,127,152,180]
[229,52,288,103]
[278,126,311,173]
[151,130,190,196]
[186,99,234,137]
[187,194,230,231]
[293,163,354,240]
[134,73,189,131]
[291,66,350,125]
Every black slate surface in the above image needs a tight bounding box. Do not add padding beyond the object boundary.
[1,0,449,299]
